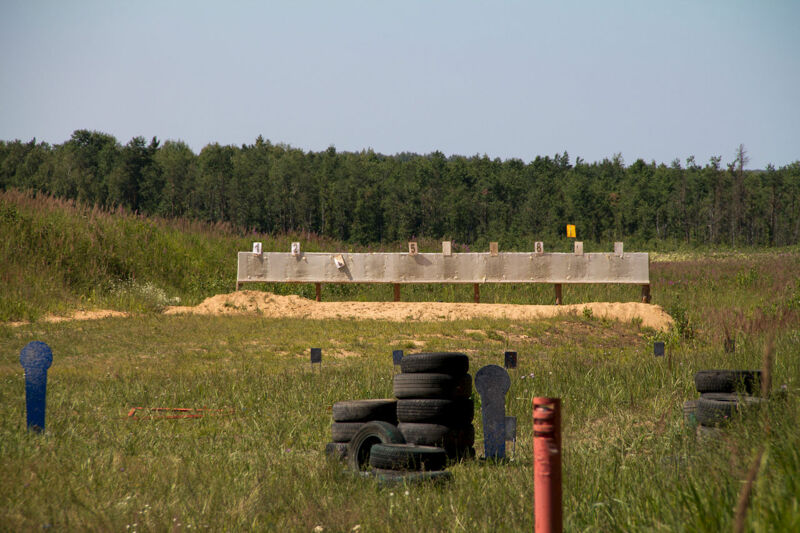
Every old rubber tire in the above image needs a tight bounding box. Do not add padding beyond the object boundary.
[397,398,474,425]
[393,373,472,399]
[368,444,447,472]
[398,422,475,448]
[347,421,406,471]
[696,395,765,427]
[700,392,766,403]
[333,399,397,423]
[325,442,348,461]
[694,370,761,394]
[331,422,364,443]
[400,352,469,375]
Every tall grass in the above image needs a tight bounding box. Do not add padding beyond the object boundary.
[1,314,797,530]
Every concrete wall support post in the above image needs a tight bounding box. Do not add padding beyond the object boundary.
[554,284,562,305]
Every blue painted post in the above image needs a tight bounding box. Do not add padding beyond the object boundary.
[474,364,511,460]
[19,341,53,433]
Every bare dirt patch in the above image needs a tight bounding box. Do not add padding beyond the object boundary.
[165,291,674,332]
[45,310,129,322]
[7,309,130,327]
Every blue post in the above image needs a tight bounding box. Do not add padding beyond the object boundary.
[19,341,53,433]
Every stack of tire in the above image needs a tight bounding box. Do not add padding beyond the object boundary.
[393,352,475,459]
[686,370,764,436]
[328,412,453,485]
[326,399,398,461]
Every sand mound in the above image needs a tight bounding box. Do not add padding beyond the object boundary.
[165,291,674,332]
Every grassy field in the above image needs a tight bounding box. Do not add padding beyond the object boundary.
[1,190,800,531]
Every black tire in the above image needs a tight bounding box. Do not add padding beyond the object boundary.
[333,399,397,423]
[398,422,475,449]
[370,469,453,486]
[368,444,448,472]
[696,395,765,427]
[400,352,469,375]
[397,398,474,425]
[347,421,406,471]
[393,373,472,399]
[331,422,364,443]
[325,442,348,461]
[694,370,761,394]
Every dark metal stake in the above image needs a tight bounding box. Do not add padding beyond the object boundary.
[654,342,665,357]
[310,348,322,370]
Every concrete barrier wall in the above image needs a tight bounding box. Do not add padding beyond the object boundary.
[237,252,650,285]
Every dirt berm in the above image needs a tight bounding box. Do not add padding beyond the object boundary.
[165,291,674,332]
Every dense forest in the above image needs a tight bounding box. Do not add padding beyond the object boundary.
[2,130,799,247]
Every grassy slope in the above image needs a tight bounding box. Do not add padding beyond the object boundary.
[6,188,798,324]
[1,189,799,531]
[1,189,648,322]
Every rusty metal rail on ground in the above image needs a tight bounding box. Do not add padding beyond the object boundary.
[127,407,234,420]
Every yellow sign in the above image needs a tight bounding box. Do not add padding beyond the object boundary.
[566,224,576,238]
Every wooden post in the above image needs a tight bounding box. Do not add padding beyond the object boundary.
[554,284,562,305]
[474,283,480,304]
[641,284,651,303]
[235,282,240,291]
[393,283,401,302]
[315,283,321,302]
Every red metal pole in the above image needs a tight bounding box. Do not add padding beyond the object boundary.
[533,397,562,533]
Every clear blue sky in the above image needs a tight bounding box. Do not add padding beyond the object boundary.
[2,0,798,168]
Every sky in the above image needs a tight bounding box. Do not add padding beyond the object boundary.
[1,0,798,169]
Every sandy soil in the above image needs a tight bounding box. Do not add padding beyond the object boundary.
[7,310,130,327]
[164,291,674,331]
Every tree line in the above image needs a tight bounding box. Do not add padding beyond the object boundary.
[2,130,799,247]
